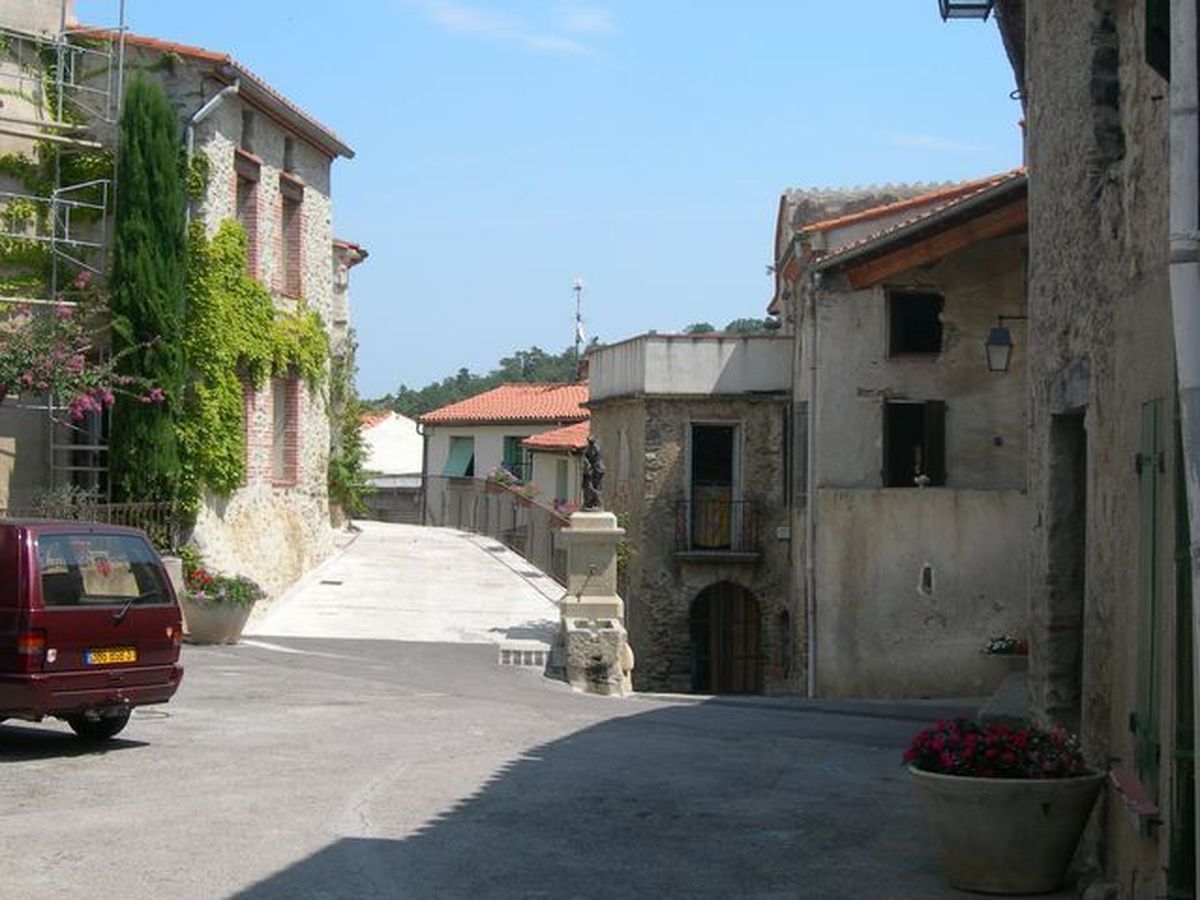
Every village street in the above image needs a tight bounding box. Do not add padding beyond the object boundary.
[0,521,1068,899]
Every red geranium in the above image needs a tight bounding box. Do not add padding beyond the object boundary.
[904,718,1087,779]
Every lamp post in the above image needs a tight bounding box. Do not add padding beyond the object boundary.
[984,314,1028,373]
[938,0,994,20]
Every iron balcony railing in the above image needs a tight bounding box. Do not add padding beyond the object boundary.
[675,496,760,555]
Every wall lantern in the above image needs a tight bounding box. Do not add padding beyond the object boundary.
[985,315,1027,373]
[938,0,995,20]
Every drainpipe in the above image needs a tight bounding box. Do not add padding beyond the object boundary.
[184,81,239,221]
[418,422,429,525]
[1167,0,1200,886]
[805,268,821,698]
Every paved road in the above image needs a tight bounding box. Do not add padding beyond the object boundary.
[248,521,562,645]
[1,523,1073,898]
[1,636,1008,899]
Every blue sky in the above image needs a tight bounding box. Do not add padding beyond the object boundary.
[76,1,1021,397]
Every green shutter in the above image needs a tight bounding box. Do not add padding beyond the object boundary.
[444,437,475,477]
[1135,399,1163,799]
[1170,414,1195,895]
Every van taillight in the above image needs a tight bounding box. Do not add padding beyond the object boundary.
[166,625,181,647]
[8,629,46,671]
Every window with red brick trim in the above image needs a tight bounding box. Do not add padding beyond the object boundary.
[280,174,304,297]
[234,149,261,279]
[271,374,301,486]
[242,380,257,486]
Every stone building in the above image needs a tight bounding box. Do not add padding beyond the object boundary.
[771,170,1031,698]
[986,1,1194,894]
[0,6,361,597]
[586,333,795,694]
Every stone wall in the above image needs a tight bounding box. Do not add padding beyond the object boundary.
[1022,1,1180,894]
[591,395,796,694]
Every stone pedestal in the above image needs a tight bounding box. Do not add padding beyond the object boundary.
[557,510,634,694]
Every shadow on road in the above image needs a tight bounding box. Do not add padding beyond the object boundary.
[0,722,148,760]
[230,700,970,899]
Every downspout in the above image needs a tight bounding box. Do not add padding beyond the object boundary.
[184,80,239,222]
[1167,1,1200,886]
[805,268,821,698]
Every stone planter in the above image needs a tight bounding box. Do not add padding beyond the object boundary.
[910,766,1104,894]
[180,594,255,645]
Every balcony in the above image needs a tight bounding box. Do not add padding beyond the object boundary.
[674,497,761,562]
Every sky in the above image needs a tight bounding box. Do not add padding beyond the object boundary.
[76,0,1021,399]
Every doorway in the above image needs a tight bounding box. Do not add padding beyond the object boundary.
[1046,411,1087,732]
[690,582,762,694]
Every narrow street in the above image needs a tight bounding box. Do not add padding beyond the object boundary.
[1,523,1059,898]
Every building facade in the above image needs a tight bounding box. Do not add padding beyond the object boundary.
[587,333,796,694]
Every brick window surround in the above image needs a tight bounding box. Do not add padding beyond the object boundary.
[234,148,261,279]
[271,373,301,486]
[279,172,304,298]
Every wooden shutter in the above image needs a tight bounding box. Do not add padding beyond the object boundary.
[923,401,947,486]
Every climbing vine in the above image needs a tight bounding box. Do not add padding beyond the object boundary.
[327,332,371,516]
[177,220,328,510]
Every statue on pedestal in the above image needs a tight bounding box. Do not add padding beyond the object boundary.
[581,436,605,510]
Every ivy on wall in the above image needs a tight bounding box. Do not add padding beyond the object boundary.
[177,220,328,510]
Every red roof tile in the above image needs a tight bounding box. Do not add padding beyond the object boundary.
[359,410,392,429]
[796,174,1010,236]
[816,168,1026,269]
[419,383,589,426]
[523,421,590,451]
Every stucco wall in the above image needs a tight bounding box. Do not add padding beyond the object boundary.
[425,424,564,480]
[591,395,796,695]
[1022,2,1178,893]
[815,232,1028,491]
[0,405,47,509]
[527,449,581,507]
[364,414,422,476]
[815,487,1029,698]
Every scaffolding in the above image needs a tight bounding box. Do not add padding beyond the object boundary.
[0,0,126,501]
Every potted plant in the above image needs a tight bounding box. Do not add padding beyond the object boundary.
[178,549,264,644]
[905,718,1104,894]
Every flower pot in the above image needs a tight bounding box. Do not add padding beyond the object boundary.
[910,766,1104,894]
[180,594,255,645]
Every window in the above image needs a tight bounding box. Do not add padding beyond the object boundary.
[280,176,303,297]
[888,290,944,355]
[240,110,255,153]
[271,375,299,485]
[37,533,169,607]
[689,423,739,549]
[502,436,525,480]
[1146,0,1170,80]
[883,400,946,487]
[444,436,475,477]
[236,175,258,276]
[283,136,296,173]
[555,458,569,502]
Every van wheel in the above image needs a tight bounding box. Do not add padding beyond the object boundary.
[66,710,131,740]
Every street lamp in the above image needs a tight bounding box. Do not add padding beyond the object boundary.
[984,315,1027,373]
[938,0,994,20]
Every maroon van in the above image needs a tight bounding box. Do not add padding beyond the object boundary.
[0,520,184,739]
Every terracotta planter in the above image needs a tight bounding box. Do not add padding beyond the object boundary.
[910,766,1104,894]
[180,594,255,645]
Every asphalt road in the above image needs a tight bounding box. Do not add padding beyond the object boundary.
[2,634,1026,900]
[1,524,1068,898]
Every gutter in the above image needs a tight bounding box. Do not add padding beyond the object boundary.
[184,80,239,226]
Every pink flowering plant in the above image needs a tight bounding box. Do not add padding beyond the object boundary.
[904,718,1088,779]
[0,274,163,420]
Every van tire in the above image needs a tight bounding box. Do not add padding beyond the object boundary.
[66,710,131,740]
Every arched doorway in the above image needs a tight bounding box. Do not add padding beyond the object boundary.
[690,582,762,694]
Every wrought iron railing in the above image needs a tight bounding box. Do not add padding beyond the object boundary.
[674,496,760,554]
[0,501,183,552]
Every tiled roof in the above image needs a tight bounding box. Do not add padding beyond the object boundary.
[816,168,1026,270]
[795,178,989,234]
[419,383,589,426]
[79,28,353,158]
[523,421,590,451]
[359,410,392,429]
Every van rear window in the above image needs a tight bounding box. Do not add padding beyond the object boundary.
[36,533,170,608]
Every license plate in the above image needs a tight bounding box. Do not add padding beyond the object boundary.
[85,647,137,665]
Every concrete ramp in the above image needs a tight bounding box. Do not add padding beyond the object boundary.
[247,520,561,645]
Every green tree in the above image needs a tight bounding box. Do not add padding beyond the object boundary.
[328,332,371,516]
[107,74,187,502]
[723,317,772,334]
[683,322,715,334]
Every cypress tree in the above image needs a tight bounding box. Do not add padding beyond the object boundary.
[108,74,187,502]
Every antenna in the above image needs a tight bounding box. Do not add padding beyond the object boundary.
[572,277,585,368]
